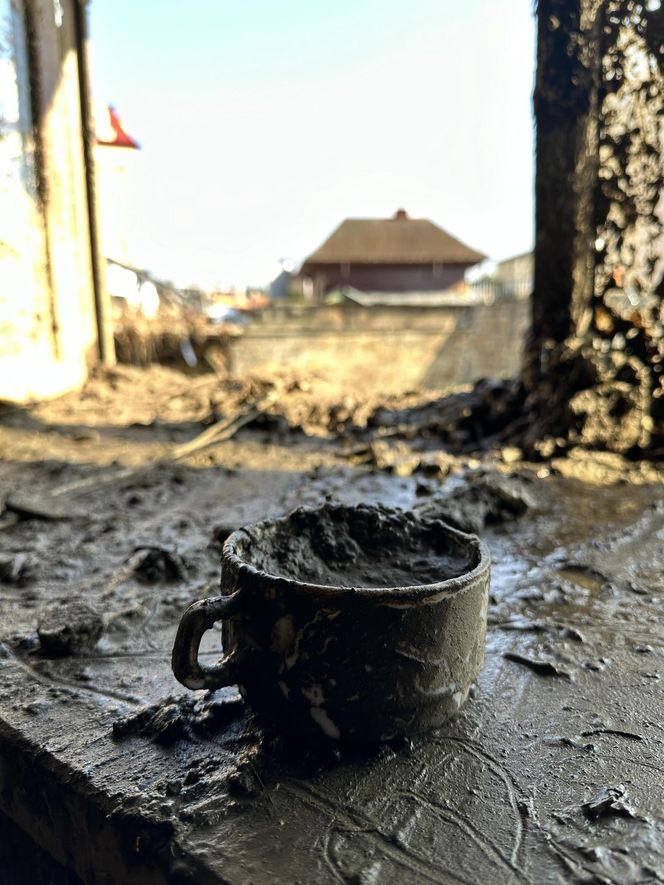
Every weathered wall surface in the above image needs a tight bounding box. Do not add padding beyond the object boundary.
[230,299,530,393]
[0,0,99,403]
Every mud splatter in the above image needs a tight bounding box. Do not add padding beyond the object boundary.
[113,689,244,745]
[503,652,574,680]
[582,785,646,822]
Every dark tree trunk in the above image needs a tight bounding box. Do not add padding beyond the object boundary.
[524,0,664,455]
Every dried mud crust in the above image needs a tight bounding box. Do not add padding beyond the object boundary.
[4,366,661,488]
[6,363,444,441]
[233,504,476,589]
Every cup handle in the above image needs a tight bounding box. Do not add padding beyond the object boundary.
[172,592,244,690]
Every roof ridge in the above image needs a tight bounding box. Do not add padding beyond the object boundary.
[302,216,486,268]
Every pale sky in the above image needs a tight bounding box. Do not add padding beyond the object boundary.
[90,1,536,290]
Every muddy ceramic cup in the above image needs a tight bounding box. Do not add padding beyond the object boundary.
[172,504,490,741]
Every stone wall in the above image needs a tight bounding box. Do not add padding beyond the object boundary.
[230,298,531,394]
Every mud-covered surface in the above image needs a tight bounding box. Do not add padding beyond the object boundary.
[237,504,476,588]
[0,367,663,883]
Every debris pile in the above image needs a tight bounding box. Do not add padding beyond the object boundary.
[112,301,239,370]
[9,365,661,493]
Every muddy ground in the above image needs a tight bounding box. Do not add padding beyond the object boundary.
[0,365,662,883]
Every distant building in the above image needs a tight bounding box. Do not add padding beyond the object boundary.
[300,209,485,299]
[494,251,533,300]
[270,269,293,301]
[269,259,297,300]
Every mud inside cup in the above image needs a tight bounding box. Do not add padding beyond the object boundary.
[173,504,491,741]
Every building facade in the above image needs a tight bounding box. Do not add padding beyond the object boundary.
[300,209,485,299]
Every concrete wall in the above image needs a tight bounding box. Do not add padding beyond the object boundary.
[231,298,531,393]
[0,0,101,403]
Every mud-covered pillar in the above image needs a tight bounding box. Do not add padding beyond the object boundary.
[525,0,664,454]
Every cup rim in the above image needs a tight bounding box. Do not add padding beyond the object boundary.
[221,503,490,602]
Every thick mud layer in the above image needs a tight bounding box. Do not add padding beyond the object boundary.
[0,366,662,884]
[235,504,476,588]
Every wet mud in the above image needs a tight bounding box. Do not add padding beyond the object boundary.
[239,503,476,588]
[0,367,662,883]
[413,468,538,534]
[37,600,105,656]
[113,688,245,745]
